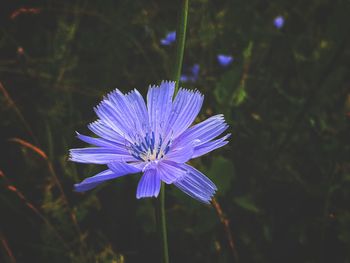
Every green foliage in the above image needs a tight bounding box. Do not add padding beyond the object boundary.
[207,156,235,195]
[233,196,259,214]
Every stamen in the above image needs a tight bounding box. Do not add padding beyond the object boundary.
[129,132,172,162]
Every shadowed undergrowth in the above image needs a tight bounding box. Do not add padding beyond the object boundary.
[0,0,350,262]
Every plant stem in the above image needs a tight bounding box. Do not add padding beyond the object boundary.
[173,0,189,94]
[158,1,189,262]
[159,182,169,263]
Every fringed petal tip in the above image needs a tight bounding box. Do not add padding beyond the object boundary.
[136,192,160,199]
[201,189,217,204]
[68,150,74,162]
[99,88,124,103]
[183,189,216,205]
[68,148,87,163]
[178,87,203,97]
[160,80,175,86]
[222,133,231,141]
[148,80,175,91]
[173,164,218,204]
[203,194,217,205]
[187,187,216,204]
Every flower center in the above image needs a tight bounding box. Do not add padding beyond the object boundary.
[129,132,171,162]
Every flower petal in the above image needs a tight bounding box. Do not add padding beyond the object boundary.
[165,142,194,163]
[125,89,149,131]
[94,89,147,142]
[108,161,143,174]
[136,169,161,199]
[173,114,228,149]
[76,132,124,148]
[174,164,217,204]
[75,181,104,192]
[75,163,143,192]
[165,88,204,139]
[157,160,186,184]
[74,169,123,192]
[147,81,175,137]
[88,120,127,145]
[192,134,231,158]
[69,147,135,164]
[94,101,130,140]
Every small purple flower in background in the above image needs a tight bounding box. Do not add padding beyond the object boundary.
[274,15,284,29]
[70,81,230,203]
[160,31,176,46]
[191,64,200,77]
[180,75,190,82]
[217,54,233,67]
[180,64,200,83]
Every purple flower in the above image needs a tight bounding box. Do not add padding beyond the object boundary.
[70,81,230,203]
[191,64,200,77]
[160,31,176,46]
[180,64,200,83]
[180,74,191,82]
[217,54,233,67]
[274,15,284,29]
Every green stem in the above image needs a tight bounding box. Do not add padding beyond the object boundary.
[172,0,189,94]
[159,182,169,263]
[158,1,189,262]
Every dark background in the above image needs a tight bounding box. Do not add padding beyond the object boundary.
[0,0,350,262]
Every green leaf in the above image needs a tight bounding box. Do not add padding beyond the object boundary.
[234,196,260,214]
[207,157,235,195]
[243,41,254,60]
[215,69,241,105]
[231,87,247,107]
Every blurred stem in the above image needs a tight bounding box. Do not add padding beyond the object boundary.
[159,182,169,263]
[173,0,189,94]
[157,2,189,262]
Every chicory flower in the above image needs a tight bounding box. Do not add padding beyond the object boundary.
[160,31,176,46]
[274,15,284,29]
[180,64,200,83]
[70,81,230,203]
[217,54,233,67]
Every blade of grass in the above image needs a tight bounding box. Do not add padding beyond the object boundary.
[0,169,69,250]
[8,138,87,254]
[0,231,16,263]
[0,82,37,143]
[212,198,239,262]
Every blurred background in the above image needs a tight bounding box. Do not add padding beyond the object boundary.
[1,0,350,262]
